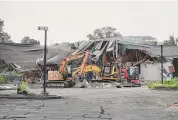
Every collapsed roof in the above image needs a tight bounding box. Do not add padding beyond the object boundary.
[72,37,178,61]
[123,44,178,58]
[0,42,74,72]
[1,36,178,72]
[35,36,178,68]
[36,42,74,65]
[0,42,43,72]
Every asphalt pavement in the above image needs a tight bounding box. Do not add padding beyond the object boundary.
[0,87,178,120]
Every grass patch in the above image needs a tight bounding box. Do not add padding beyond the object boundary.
[0,76,5,84]
[147,78,178,90]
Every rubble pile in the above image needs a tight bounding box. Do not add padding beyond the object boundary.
[87,82,116,88]
[74,80,117,88]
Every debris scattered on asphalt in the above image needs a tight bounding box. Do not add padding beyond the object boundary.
[100,106,105,114]
[74,81,117,88]
[169,102,178,107]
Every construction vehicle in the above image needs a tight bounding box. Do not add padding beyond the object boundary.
[102,64,141,86]
[85,64,141,87]
[46,52,85,88]
[127,66,141,87]
[46,50,101,88]
[47,50,141,88]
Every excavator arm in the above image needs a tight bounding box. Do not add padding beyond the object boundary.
[72,65,101,77]
[80,50,90,73]
[59,52,85,73]
[59,50,101,81]
[72,50,102,80]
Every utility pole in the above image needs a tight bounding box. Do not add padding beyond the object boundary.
[38,26,48,96]
[116,40,121,83]
[161,44,163,84]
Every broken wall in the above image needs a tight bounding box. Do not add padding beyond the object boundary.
[140,62,173,81]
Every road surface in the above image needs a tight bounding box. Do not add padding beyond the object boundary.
[0,87,178,120]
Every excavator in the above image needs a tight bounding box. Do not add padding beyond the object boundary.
[46,50,101,88]
[99,64,141,87]
[47,50,141,88]
[47,52,84,88]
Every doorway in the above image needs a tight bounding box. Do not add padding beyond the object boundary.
[173,58,178,77]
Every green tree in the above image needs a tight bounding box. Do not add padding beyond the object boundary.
[163,35,178,46]
[87,27,122,40]
[0,18,12,43]
[21,36,40,44]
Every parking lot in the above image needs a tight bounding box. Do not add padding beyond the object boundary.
[0,87,178,120]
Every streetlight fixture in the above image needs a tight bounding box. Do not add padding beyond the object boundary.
[158,42,164,84]
[38,26,48,96]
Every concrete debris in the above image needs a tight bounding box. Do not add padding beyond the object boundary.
[73,81,87,88]
[164,106,178,112]
[87,82,116,88]
[74,81,117,88]
[100,106,105,114]
[169,102,178,107]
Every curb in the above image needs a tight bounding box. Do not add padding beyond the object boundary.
[149,88,178,91]
[0,94,62,100]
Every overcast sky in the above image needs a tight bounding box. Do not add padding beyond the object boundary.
[0,1,178,45]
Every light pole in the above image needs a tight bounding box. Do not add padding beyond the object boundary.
[161,44,163,84]
[38,26,48,96]
[158,42,164,84]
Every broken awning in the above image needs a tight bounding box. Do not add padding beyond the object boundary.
[122,44,178,58]
[72,41,94,54]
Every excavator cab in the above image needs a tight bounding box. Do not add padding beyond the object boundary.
[128,66,141,87]
[101,64,120,81]
[101,64,141,87]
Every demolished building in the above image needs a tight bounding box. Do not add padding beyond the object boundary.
[37,36,178,81]
[0,42,75,82]
[1,36,178,82]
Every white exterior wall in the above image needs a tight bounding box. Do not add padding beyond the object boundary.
[140,62,172,81]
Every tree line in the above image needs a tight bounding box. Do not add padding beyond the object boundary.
[0,18,40,44]
[87,26,178,46]
[0,18,177,46]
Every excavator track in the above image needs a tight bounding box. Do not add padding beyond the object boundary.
[46,80,75,88]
